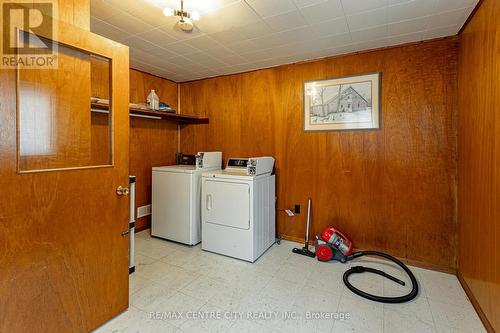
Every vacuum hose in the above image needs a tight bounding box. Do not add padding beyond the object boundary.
[343,251,419,303]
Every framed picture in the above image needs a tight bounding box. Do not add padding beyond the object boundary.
[304,72,381,131]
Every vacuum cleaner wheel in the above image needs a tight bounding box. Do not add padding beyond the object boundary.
[316,244,333,261]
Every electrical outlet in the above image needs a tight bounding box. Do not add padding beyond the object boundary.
[137,205,151,218]
[294,204,301,214]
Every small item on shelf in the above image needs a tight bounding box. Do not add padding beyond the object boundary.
[159,102,175,113]
[147,89,160,110]
[91,96,207,124]
[129,102,148,110]
[91,97,109,105]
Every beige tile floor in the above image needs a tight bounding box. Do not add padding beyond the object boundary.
[94,229,485,333]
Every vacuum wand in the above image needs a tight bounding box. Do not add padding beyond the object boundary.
[305,199,311,245]
[292,198,316,258]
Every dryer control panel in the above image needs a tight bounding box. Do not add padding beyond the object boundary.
[225,157,275,175]
[225,158,249,174]
[247,157,275,176]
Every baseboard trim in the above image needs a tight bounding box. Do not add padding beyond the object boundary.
[400,257,455,274]
[279,234,306,244]
[135,224,150,233]
[457,271,495,333]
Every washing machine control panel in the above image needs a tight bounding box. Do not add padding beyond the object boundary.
[195,152,222,170]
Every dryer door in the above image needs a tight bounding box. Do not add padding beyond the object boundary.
[204,180,250,230]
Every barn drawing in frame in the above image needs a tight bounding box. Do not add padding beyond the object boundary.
[304,72,381,131]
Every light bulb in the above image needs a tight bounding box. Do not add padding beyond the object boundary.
[163,7,174,16]
[191,11,200,21]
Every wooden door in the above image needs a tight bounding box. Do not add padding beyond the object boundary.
[0,19,130,332]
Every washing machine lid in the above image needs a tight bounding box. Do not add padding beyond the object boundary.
[153,165,197,174]
[153,165,222,174]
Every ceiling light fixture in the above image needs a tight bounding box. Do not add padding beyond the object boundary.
[163,0,200,32]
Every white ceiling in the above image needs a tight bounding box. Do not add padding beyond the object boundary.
[90,0,477,82]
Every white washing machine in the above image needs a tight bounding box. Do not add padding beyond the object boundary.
[152,152,221,245]
[201,157,276,262]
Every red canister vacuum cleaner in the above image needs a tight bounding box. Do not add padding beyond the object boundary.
[315,226,419,304]
[316,227,353,260]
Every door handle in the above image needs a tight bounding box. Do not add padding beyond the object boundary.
[206,194,212,211]
[116,186,129,196]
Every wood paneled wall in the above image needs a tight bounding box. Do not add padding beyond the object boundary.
[179,38,459,270]
[91,67,179,232]
[58,0,90,30]
[457,0,500,331]
[129,70,178,231]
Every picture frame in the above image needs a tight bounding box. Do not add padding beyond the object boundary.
[303,72,381,132]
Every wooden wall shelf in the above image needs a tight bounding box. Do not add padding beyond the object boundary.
[91,102,208,124]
